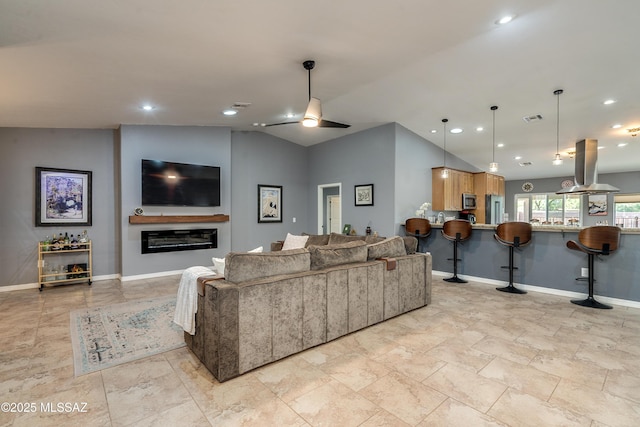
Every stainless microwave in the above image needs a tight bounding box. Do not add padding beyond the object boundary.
[462,193,477,210]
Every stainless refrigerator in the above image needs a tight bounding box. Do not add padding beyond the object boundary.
[486,195,504,224]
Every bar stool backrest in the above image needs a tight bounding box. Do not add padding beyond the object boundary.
[442,219,472,241]
[495,222,532,247]
[578,226,620,252]
[405,218,431,238]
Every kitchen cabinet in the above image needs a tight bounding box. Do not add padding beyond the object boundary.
[432,168,474,211]
[473,172,505,223]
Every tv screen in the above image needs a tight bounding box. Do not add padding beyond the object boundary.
[141,159,220,207]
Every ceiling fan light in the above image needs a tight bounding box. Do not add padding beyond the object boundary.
[303,97,322,127]
[553,153,563,165]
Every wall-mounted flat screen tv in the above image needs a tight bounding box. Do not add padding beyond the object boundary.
[141,159,221,207]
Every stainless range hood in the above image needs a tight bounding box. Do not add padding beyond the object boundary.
[556,139,619,194]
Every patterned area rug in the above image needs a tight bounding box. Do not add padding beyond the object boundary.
[70,295,185,376]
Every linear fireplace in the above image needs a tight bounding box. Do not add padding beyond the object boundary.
[141,228,217,254]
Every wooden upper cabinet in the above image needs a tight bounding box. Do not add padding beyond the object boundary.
[432,167,474,211]
[474,172,504,197]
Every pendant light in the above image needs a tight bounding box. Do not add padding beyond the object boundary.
[552,89,564,165]
[441,118,449,178]
[489,105,499,172]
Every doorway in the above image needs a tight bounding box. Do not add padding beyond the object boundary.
[317,183,341,234]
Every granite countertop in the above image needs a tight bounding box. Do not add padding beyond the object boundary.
[427,223,640,234]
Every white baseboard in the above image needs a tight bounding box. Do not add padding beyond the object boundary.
[120,269,185,282]
[0,273,120,292]
[432,270,640,309]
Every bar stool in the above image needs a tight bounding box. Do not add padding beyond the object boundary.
[566,226,621,309]
[405,218,431,253]
[494,222,532,294]
[441,219,472,283]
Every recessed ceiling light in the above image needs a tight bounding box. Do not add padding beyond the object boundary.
[285,113,295,119]
[496,15,515,25]
[476,127,484,132]
[611,124,622,129]
[223,109,237,116]
[514,155,522,160]
[450,128,463,134]
[598,146,604,150]
[497,143,505,148]
[141,105,154,111]
[618,142,628,147]
[603,99,616,105]
[431,129,437,133]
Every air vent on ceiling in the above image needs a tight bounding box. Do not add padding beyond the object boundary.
[522,114,543,123]
[231,102,252,109]
[519,161,533,167]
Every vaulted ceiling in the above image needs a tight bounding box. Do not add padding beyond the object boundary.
[1,0,638,180]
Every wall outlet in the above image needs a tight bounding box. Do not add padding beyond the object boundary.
[581,267,589,277]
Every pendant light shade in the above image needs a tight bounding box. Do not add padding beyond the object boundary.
[441,118,449,178]
[552,89,564,165]
[490,106,498,172]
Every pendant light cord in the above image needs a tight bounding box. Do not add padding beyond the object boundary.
[491,106,498,163]
[442,118,448,166]
[555,89,563,154]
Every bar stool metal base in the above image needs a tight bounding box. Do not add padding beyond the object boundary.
[571,296,612,309]
[496,284,527,294]
[444,276,468,283]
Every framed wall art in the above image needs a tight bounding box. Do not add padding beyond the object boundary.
[588,194,607,216]
[258,184,282,223]
[36,167,92,226]
[354,184,374,206]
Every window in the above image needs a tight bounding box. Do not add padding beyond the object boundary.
[515,193,581,226]
[614,193,640,228]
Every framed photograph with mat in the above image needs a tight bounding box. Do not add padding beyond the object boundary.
[258,184,282,223]
[35,167,92,226]
[354,184,374,206]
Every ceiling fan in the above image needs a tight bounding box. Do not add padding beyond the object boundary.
[266,60,350,129]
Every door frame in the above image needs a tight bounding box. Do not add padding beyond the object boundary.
[317,183,342,234]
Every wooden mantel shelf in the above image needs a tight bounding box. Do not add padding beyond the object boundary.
[128,214,230,224]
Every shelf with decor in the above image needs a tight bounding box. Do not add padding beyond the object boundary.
[38,241,92,291]
[128,214,230,224]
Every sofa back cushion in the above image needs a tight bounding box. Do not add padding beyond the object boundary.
[367,236,407,260]
[328,232,367,245]
[302,233,331,247]
[225,248,310,283]
[308,241,368,270]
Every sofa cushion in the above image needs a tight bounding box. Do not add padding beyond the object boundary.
[328,233,366,245]
[212,246,262,276]
[302,233,330,247]
[282,233,309,250]
[364,235,386,244]
[367,236,407,260]
[225,248,310,283]
[402,236,418,254]
[308,241,368,270]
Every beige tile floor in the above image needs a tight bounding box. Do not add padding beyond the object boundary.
[1,275,639,426]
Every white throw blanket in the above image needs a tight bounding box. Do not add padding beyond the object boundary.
[173,266,215,335]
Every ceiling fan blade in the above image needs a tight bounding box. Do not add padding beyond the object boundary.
[318,119,351,128]
[264,121,299,127]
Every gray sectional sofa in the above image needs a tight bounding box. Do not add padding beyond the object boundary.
[185,234,432,382]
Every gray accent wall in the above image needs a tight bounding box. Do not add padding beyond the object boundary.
[118,125,232,278]
[230,131,309,251]
[0,128,117,286]
[308,124,396,238]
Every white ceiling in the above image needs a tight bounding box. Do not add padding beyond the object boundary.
[1,0,639,180]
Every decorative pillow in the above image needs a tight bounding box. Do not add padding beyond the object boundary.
[212,257,225,275]
[308,240,368,270]
[282,233,309,250]
[302,233,330,247]
[402,236,418,254]
[367,236,407,260]
[248,246,263,253]
[327,232,366,245]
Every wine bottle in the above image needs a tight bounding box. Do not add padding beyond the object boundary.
[70,234,78,249]
[64,232,70,248]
